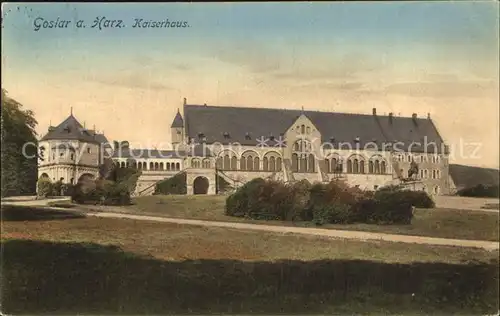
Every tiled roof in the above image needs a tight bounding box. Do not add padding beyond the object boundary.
[171,110,184,128]
[40,115,109,144]
[184,104,446,153]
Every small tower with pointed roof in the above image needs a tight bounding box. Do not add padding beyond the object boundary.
[171,101,185,147]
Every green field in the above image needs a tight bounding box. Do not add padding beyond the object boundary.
[1,205,499,315]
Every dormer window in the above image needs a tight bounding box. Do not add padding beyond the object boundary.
[177,130,182,135]
[372,138,377,144]
[245,132,251,140]
[223,132,230,139]
[269,134,275,141]
[198,132,205,139]
[329,137,335,143]
[354,137,360,143]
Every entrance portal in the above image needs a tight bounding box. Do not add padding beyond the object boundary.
[193,176,209,195]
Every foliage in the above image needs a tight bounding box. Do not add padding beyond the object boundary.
[36,177,52,198]
[226,179,427,225]
[155,172,187,195]
[375,186,435,208]
[72,168,140,205]
[457,184,499,198]
[1,89,38,197]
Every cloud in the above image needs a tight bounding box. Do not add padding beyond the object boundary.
[384,80,498,99]
[93,71,173,91]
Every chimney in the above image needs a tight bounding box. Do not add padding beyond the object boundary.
[183,98,187,106]
[389,112,393,124]
[412,113,418,124]
[372,108,377,116]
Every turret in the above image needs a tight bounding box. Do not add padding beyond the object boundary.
[171,107,185,146]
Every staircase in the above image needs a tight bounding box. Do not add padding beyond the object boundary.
[283,158,295,183]
[317,159,329,183]
[134,170,185,197]
[216,169,244,192]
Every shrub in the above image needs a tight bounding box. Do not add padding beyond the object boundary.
[51,180,64,196]
[37,177,53,198]
[370,190,414,224]
[311,203,351,226]
[225,178,266,218]
[155,172,187,195]
[374,187,435,209]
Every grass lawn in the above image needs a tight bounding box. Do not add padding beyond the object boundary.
[1,205,499,315]
[113,195,500,242]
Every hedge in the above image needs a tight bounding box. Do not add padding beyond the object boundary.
[226,179,435,225]
[37,177,52,198]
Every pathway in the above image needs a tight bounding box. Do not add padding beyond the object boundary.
[2,197,498,251]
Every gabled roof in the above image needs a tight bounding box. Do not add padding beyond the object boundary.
[171,110,184,128]
[184,104,446,153]
[40,114,109,144]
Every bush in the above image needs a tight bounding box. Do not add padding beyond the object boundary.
[371,190,414,224]
[72,178,133,206]
[374,187,435,209]
[155,172,187,195]
[37,177,53,198]
[225,178,437,225]
[216,175,232,194]
[458,184,499,198]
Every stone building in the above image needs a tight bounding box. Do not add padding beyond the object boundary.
[37,112,111,185]
[39,100,455,196]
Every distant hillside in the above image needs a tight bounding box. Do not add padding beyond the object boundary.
[449,164,499,190]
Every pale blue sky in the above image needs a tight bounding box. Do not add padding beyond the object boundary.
[2,2,499,167]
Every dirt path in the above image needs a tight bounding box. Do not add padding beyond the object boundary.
[2,197,498,251]
[88,211,499,251]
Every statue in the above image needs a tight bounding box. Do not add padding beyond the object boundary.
[408,160,419,179]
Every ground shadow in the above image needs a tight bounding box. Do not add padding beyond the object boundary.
[1,239,498,315]
[1,205,86,221]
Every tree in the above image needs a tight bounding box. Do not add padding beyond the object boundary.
[1,89,38,197]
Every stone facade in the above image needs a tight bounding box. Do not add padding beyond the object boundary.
[40,104,455,197]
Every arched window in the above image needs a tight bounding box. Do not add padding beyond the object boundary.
[306,126,311,134]
[263,157,269,171]
[374,160,380,174]
[276,157,282,171]
[254,157,260,171]
[216,157,223,169]
[224,155,230,170]
[347,160,352,173]
[167,163,171,171]
[176,163,180,170]
[247,156,253,171]
[299,155,307,172]
[269,156,275,171]
[138,162,142,169]
[292,153,299,172]
[240,157,246,170]
[424,169,428,178]
[359,160,365,174]
[301,124,305,134]
[308,154,315,173]
[159,162,164,170]
[353,159,359,174]
[369,161,374,173]
[149,162,154,170]
[432,170,436,179]
[325,159,330,173]
[330,158,338,174]
[230,156,237,170]
[381,161,386,174]
[154,162,159,170]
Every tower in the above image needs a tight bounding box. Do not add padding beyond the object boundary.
[171,106,185,147]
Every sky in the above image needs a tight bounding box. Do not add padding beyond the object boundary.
[2,2,499,168]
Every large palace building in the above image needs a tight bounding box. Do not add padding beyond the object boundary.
[38,99,456,196]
